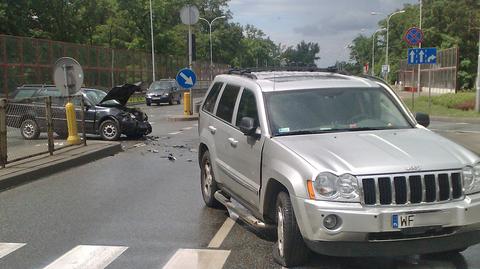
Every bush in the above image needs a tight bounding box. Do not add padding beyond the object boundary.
[430,92,475,110]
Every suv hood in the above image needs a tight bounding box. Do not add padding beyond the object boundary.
[274,128,478,175]
[100,83,140,106]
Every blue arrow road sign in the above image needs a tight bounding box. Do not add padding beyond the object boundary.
[408,48,437,65]
[176,68,197,89]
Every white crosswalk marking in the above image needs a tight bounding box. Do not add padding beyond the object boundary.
[162,249,230,269]
[42,245,128,269]
[0,243,26,259]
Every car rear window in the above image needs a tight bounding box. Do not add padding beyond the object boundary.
[12,89,37,100]
[203,82,223,113]
[216,84,241,123]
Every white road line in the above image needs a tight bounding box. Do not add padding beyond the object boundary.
[0,243,26,259]
[43,245,128,269]
[182,127,193,130]
[208,217,236,248]
[168,131,182,135]
[431,129,480,134]
[162,249,230,269]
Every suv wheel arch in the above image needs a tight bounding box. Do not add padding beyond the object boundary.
[263,178,289,223]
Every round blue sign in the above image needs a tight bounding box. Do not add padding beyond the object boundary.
[176,68,197,89]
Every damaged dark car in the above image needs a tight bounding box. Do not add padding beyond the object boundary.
[8,84,152,141]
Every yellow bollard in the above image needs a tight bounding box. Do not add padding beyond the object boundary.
[183,92,191,115]
[65,101,81,145]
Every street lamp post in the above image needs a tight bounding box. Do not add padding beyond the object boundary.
[372,28,386,76]
[199,16,226,81]
[149,0,156,82]
[371,10,405,80]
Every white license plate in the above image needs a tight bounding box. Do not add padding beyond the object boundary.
[392,214,416,228]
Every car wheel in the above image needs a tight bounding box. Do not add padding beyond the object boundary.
[273,192,310,267]
[146,101,151,106]
[99,119,121,141]
[169,97,173,105]
[200,151,223,208]
[20,119,40,140]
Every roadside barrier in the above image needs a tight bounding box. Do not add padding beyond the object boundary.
[0,96,87,168]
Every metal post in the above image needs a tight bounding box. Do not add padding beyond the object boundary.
[111,49,115,88]
[209,23,213,81]
[149,0,156,82]
[45,96,54,156]
[417,0,423,96]
[475,31,480,112]
[428,69,432,113]
[0,98,7,167]
[385,10,405,81]
[80,97,87,146]
[372,34,375,76]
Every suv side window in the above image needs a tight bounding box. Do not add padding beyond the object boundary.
[235,88,259,127]
[216,84,241,123]
[203,82,223,113]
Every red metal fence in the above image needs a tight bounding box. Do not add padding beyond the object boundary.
[0,34,229,98]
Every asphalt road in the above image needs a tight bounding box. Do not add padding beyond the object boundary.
[0,103,479,269]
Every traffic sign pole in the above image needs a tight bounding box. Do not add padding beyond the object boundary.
[475,30,480,113]
[417,0,423,97]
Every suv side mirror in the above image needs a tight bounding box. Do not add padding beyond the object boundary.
[415,112,430,127]
[238,117,257,136]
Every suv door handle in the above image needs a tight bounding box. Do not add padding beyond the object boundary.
[228,137,238,147]
[208,125,217,134]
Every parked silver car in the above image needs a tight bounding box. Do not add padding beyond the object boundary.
[198,69,480,267]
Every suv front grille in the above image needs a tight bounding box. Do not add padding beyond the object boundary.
[360,171,463,206]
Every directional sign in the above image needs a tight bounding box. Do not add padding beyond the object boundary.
[403,27,424,46]
[408,48,437,65]
[176,68,197,89]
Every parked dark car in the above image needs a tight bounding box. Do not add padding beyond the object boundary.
[7,84,152,141]
[145,80,182,106]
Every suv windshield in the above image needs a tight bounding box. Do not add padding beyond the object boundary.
[266,87,412,136]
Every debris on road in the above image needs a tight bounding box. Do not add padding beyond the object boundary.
[167,153,176,161]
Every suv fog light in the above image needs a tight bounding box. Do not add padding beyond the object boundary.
[323,214,340,230]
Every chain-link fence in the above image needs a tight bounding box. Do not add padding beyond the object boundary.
[397,47,459,94]
[0,34,230,98]
[0,95,86,167]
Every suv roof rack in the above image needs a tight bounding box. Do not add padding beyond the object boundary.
[226,66,344,80]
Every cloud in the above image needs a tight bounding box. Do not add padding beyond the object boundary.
[229,0,418,66]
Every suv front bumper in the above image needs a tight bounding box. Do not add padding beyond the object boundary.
[293,193,480,256]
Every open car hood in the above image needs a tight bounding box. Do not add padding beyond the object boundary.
[100,83,141,107]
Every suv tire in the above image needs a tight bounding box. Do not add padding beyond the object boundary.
[20,119,40,140]
[146,101,151,106]
[273,192,310,267]
[99,119,121,141]
[200,151,223,208]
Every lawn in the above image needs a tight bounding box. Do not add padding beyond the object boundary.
[402,92,479,118]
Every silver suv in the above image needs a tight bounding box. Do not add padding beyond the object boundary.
[198,69,480,267]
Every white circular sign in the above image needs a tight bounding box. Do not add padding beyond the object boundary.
[53,57,84,96]
[180,5,199,25]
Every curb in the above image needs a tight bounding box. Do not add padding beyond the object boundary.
[167,115,199,122]
[0,142,122,192]
[431,116,480,124]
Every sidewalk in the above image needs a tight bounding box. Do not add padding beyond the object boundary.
[0,141,122,191]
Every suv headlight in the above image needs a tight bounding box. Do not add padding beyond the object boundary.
[464,163,480,194]
[311,172,360,202]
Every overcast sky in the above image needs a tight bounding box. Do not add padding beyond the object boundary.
[229,0,418,67]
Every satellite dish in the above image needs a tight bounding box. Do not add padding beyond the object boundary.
[180,5,199,25]
[53,57,84,96]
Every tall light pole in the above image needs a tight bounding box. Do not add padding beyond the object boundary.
[475,30,480,112]
[371,10,405,80]
[417,0,423,96]
[199,16,226,81]
[149,0,156,81]
[372,28,386,76]
[385,10,405,81]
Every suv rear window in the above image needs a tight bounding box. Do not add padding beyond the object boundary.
[203,82,223,113]
[216,84,241,123]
